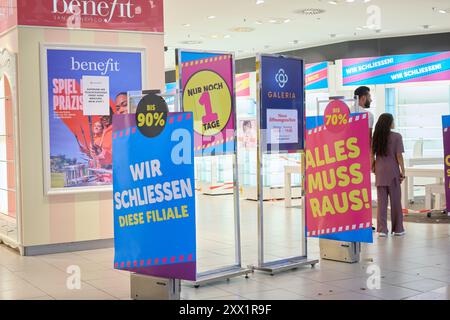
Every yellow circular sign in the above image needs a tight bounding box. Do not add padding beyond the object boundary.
[183,70,232,136]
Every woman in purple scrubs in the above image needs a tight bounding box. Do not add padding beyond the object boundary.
[371,113,406,237]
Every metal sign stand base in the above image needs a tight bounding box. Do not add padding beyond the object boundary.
[186,265,252,288]
[249,257,319,276]
[130,274,181,300]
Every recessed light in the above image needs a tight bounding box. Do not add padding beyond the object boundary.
[439,9,447,14]
[256,0,265,4]
[284,19,291,23]
[255,20,263,25]
[224,35,231,39]
[207,15,216,19]
[328,1,337,4]
[182,23,191,27]
[230,27,255,32]
[180,40,203,45]
[295,8,326,15]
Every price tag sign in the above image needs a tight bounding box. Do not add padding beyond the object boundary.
[324,100,350,133]
[135,94,169,138]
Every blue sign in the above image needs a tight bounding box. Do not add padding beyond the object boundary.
[342,51,450,86]
[260,55,305,152]
[113,113,196,281]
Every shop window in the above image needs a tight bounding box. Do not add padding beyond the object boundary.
[393,85,450,158]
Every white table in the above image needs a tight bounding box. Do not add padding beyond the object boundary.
[406,157,443,167]
[285,165,301,207]
[401,166,444,209]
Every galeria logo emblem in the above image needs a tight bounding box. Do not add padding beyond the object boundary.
[275,69,289,88]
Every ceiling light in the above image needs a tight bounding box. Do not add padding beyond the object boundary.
[356,27,363,30]
[180,40,203,45]
[284,19,291,23]
[346,0,355,3]
[182,23,191,27]
[256,0,265,4]
[230,27,255,32]
[207,15,216,19]
[255,20,263,25]
[224,35,231,39]
[328,1,337,4]
[295,8,326,16]
[438,9,447,14]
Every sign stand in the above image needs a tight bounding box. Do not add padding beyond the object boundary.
[175,49,251,287]
[316,97,363,264]
[250,54,318,275]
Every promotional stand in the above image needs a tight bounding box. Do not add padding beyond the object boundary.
[176,49,251,286]
[316,97,363,264]
[251,54,318,275]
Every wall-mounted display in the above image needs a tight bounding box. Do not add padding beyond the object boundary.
[17,0,164,33]
[40,45,145,195]
[342,51,450,86]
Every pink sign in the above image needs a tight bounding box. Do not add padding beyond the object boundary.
[17,0,164,33]
[306,112,373,238]
[180,53,235,156]
[0,0,17,34]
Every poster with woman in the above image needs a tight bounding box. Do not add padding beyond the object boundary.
[41,45,144,194]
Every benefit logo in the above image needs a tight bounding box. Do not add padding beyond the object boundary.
[52,0,139,23]
[17,0,164,33]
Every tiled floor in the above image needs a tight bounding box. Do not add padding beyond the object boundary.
[1,194,450,300]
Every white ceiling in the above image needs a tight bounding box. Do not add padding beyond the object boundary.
[163,0,450,70]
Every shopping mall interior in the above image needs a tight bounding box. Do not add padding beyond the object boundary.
[1,0,450,302]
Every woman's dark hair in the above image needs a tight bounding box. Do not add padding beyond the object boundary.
[372,113,394,157]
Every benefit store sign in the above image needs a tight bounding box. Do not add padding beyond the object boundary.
[14,0,164,33]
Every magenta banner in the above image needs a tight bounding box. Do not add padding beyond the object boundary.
[178,51,235,157]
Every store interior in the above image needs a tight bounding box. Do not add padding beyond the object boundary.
[1,0,450,301]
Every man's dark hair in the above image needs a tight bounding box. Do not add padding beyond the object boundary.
[354,86,370,99]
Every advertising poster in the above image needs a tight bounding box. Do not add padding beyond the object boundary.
[305,100,373,243]
[442,115,450,212]
[17,0,164,33]
[178,50,235,157]
[113,112,196,281]
[237,119,257,150]
[43,47,143,192]
[236,73,251,97]
[305,62,329,91]
[260,55,304,152]
[343,51,450,86]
